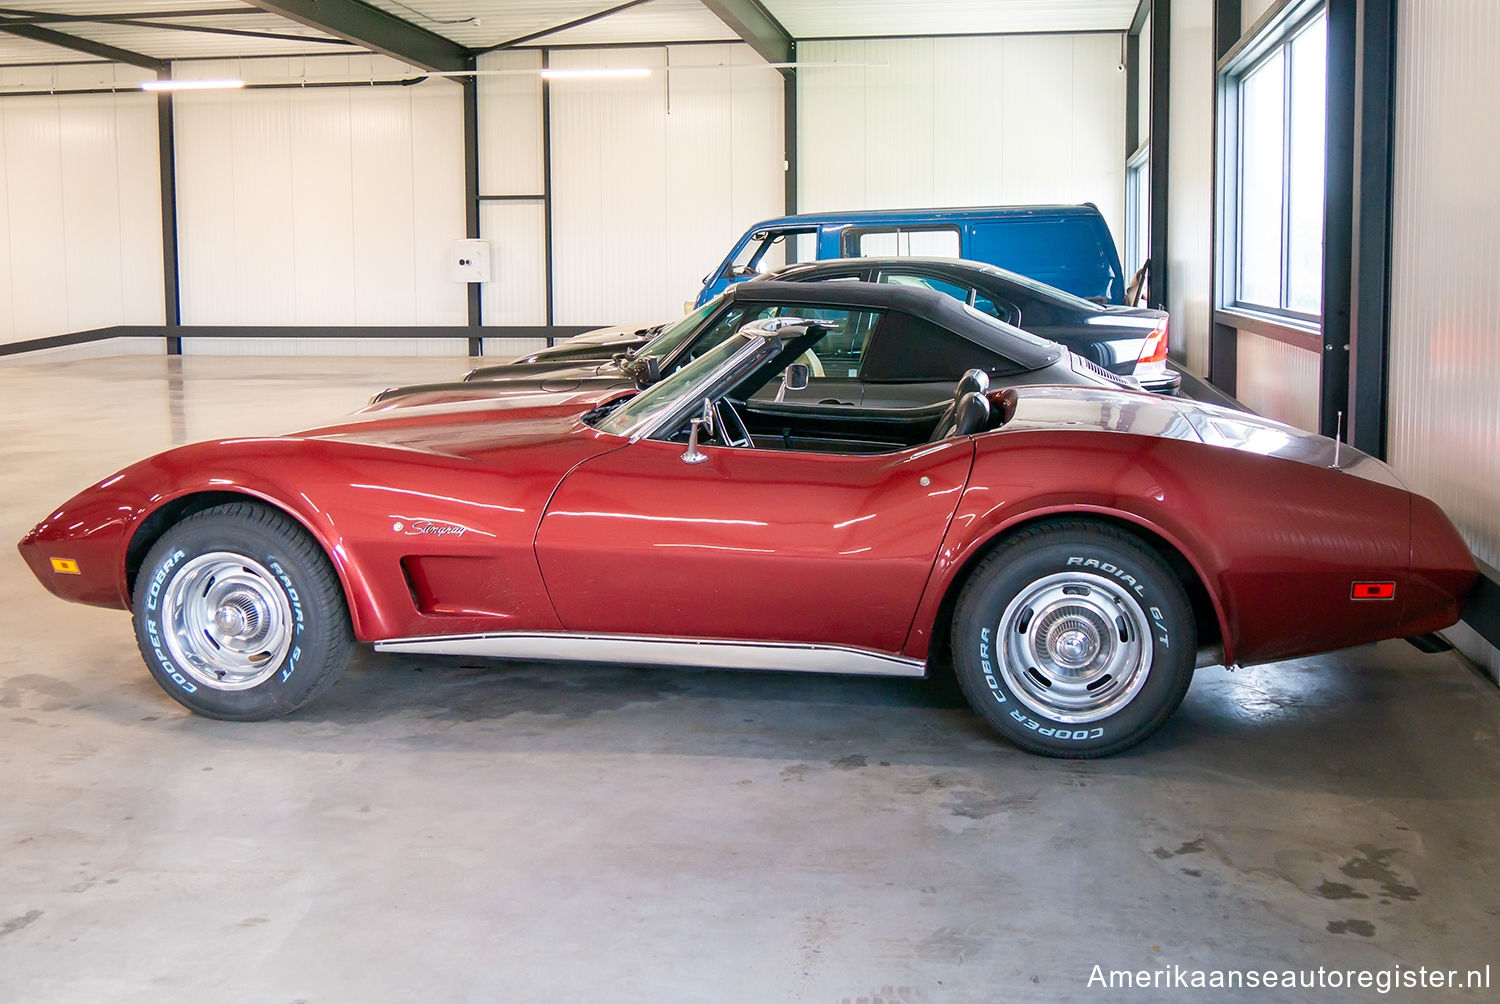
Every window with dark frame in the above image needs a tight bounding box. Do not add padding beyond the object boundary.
[1223,6,1329,322]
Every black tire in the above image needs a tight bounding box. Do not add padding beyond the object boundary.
[951,520,1195,758]
[131,502,354,720]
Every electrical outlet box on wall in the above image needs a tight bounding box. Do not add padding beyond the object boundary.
[450,240,491,283]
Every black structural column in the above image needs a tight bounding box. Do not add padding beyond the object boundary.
[1319,0,1357,440]
[1347,0,1397,457]
[156,71,183,355]
[1208,0,1241,394]
[461,56,482,350]
[1147,0,1171,312]
[541,49,556,326]
[784,43,798,220]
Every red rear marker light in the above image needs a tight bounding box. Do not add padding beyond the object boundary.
[1136,317,1169,365]
[1351,581,1396,600]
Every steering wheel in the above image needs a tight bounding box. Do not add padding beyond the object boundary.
[713,398,753,448]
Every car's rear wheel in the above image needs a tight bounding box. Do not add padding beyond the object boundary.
[951,520,1195,757]
[131,502,354,720]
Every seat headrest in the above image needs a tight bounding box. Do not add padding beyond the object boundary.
[952,391,991,437]
[954,368,990,399]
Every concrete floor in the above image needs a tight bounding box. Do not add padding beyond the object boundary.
[2,354,1498,1002]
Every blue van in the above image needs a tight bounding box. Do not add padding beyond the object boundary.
[697,204,1127,308]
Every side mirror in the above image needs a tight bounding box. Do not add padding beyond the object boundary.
[775,362,811,403]
[636,354,662,385]
[682,397,714,464]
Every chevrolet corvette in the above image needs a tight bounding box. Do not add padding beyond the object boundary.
[18,319,1477,756]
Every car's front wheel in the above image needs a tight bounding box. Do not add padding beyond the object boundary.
[131,502,354,720]
[951,520,1195,757]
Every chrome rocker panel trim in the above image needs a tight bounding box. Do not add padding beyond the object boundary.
[373,631,927,678]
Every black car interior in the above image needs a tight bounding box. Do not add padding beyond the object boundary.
[670,355,1003,456]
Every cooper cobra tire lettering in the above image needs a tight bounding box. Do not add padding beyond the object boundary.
[131,502,353,722]
[952,521,1196,758]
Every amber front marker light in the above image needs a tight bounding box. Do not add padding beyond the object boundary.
[50,558,81,574]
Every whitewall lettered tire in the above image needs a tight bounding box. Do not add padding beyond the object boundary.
[131,502,354,720]
[951,520,1195,757]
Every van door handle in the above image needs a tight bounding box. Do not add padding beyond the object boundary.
[819,399,854,406]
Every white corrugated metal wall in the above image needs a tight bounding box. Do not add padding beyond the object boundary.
[476,49,548,357]
[1389,0,1500,681]
[544,44,785,325]
[0,64,164,351]
[797,36,1127,254]
[171,55,468,355]
[1167,0,1214,378]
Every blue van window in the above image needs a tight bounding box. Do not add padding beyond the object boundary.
[845,226,960,259]
[968,220,1119,301]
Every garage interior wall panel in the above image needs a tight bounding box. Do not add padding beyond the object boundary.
[1242,0,1279,32]
[477,49,544,197]
[797,36,1126,256]
[173,56,467,355]
[547,44,784,325]
[0,75,164,347]
[480,200,548,358]
[1234,336,1320,432]
[1389,0,1500,680]
[1137,13,1152,145]
[1167,0,1214,376]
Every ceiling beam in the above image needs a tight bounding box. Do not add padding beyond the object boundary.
[243,0,468,72]
[0,8,252,24]
[109,18,356,46]
[0,22,166,71]
[479,0,652,54]
[700,0,792,67]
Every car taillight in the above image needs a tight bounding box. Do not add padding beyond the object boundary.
[1137,317,1169,365]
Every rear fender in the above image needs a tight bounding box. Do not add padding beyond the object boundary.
[902,495,1235,666]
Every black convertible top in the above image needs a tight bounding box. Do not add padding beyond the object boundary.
[723,279,1063,370]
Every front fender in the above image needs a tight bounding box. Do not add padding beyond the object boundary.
[19,437,574,643]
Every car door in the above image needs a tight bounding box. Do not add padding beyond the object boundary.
[533,437,974,654]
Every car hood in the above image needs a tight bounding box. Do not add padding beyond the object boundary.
[996,386,1405,487]
[564,323,660,346]
[292,385,631,462]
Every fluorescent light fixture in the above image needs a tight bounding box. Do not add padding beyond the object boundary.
[140,78,245,92]
[538,67,651,81]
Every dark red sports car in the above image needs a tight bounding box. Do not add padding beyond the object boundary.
[17,320,1477,756]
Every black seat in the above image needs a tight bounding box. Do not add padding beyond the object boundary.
[953,368,990,399]
[926,368,993,442]
[929,391,990,442]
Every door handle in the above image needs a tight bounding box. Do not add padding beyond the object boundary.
[819,399,855,406]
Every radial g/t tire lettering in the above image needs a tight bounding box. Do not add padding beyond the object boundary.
[951,520,1195,757]
[131,502,354,720]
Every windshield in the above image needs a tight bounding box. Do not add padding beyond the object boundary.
[636,296,721,360]
[593,332,759,439]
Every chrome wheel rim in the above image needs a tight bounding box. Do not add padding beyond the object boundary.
[160,552,293,691]
[997,571,1152,724]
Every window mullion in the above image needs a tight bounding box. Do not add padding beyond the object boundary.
[1280,38,1294,311]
